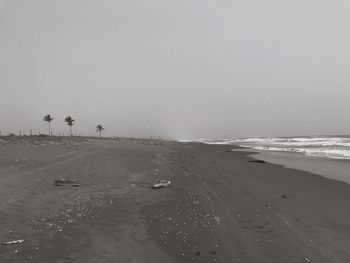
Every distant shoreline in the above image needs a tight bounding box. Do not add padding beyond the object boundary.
[184,139,350,186]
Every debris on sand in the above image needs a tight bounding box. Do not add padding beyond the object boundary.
[152,180,171,189]
[54,178,80,187]
[2,239,24,245]
[279,192,296,199]
[248,160,266,164]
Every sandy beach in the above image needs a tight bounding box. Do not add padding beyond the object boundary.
[0,137,349,263]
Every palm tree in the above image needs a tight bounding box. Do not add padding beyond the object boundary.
[43,114,54,136]
[96,124,104,138]
[64,116,75,136]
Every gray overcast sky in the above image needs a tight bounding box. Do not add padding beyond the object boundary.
[1,0,350,139]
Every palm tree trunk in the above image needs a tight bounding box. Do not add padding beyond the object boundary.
[49,122,51,136]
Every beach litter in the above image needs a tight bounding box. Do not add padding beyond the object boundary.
[2,239,24,245]
[54,178,80,187]
[279,192,296,199]
[248,160,266,164]
[152,180,171,189]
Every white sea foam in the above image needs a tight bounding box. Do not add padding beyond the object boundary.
[189,136,350,160]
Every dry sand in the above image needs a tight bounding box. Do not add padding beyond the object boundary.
[0,137,349,262]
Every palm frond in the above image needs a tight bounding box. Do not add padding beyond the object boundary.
[96,124,105,132]
[43,114,54,122]
[65,116,75,126]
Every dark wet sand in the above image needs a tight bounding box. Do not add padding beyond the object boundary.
[0,137,349,262]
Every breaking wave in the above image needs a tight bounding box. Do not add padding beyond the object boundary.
[191,136,350,160]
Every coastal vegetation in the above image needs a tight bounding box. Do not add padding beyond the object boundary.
[43,114,54,136]
[64,116,75,136]
[96,124,104,138]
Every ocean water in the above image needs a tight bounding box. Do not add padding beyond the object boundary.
[192,136,350,160]
[178,136,350,185]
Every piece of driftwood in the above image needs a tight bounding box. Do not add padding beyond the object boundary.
[54,178,80,187]
[248,160,266,164]
[152,180,171,189]
[2,239,24,245]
